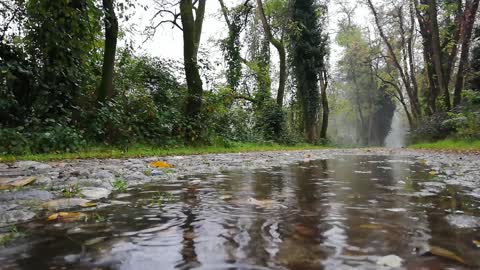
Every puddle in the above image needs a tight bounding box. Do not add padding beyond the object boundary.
[1,155,480,269]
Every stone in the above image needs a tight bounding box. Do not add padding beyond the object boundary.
[445,214,480,228]
[376,255,403,268]
[14,161,51,171]
[0,210,36,224]
[0,189,53,202]
[81,187,111,200]
[43,198,91,211]
[94,170,114,180]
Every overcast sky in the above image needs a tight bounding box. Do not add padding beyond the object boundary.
[124,0,373,75]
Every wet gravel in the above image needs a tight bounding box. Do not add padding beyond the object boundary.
[0,148,479,227]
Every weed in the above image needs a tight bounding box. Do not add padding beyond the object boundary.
[112,178,128,192]
[0,226,25,246]
[62,183,82,198]
[151,191,175,205]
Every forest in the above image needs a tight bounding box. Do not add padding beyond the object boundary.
[1,0,480,156]
[2,1,480,269]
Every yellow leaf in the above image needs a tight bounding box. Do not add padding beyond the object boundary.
[359,224,384,230]
[429,245,465,264]
[473,240,480,248]
[150,161,174,168]
[0,176,36,190]
[47,212,86,222]
[429,171,437,176]
[80,202,97,208]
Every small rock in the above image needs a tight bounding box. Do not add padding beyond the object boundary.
[151,170,164,176]
[14,161,51,171]
[445,214,480,228]
[94,170,114,180]
[0,210,36,224]
[80,187,111,200]
[43,198,91,211]
[0,189,53,202]
[376,254,403,267]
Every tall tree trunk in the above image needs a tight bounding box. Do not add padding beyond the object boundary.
[454,0,480,107]
[97,0,118,102]
[319,70,329,140]
[256,0,286,107]
[367,0,421,123]
[180,0,206,142]
[427,0,451,110]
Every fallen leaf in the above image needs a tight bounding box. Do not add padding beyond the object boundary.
[427,245,465,264]
[84,236,107,246]
[359,224,384,230]
[47,212,86,222]
[80,202,97,208]
[150,161,174,168]
[429,171,437,176]
[473,240,480,248]
[0,176,36,190]
[246,197,273,208]
[219,195,233,200]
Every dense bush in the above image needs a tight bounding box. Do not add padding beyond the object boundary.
[0,128,30,155]
[30,124,86,153]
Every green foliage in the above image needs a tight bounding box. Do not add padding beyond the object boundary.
[0,128,29,155]
[220,2,252,91]
[112,178,128,192]
[151,191,174,205]
[30,124,86,153]
[255,100,286,142]
[410,113,455,142]
[24,0,101,120]
[412,90,480,142]
[62,183,82,198]
[0,226,25,247]
[290,0,328,142]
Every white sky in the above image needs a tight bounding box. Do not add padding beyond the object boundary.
[124,0,374,77]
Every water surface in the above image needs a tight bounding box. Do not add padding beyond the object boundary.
[1,155,480,269]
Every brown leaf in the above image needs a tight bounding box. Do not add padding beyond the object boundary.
[473,240,480,248]
[0,176,36,190]
[47,212,86,222]
[359,223,384,230]
[428,245,465,264]
[150,161,174,168]
[80,202,97,208]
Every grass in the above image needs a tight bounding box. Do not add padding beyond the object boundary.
[0,143,330,163]
[410,139,480,152]
[111,178,128,192]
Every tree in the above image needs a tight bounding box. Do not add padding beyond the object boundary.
[24,0,100,120]
[414,0,480,109]
[256,0,286,107]
[151,0,207,142]
[290,0,328,143]
[97,0,119,102]
[367,0,422,125]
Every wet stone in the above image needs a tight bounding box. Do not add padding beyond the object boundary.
[81,187,111,200]
[0,210,36,224]
[94,170,115,180]
[445,214,480,228]
[0,189,53,202]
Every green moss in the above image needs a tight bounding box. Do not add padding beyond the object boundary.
[410,139,480,151]
[0,143,330,162]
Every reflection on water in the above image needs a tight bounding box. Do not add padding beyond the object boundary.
[1,155,480,270]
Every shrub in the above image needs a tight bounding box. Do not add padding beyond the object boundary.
[30,124,86,153]
[0,128,30,155]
